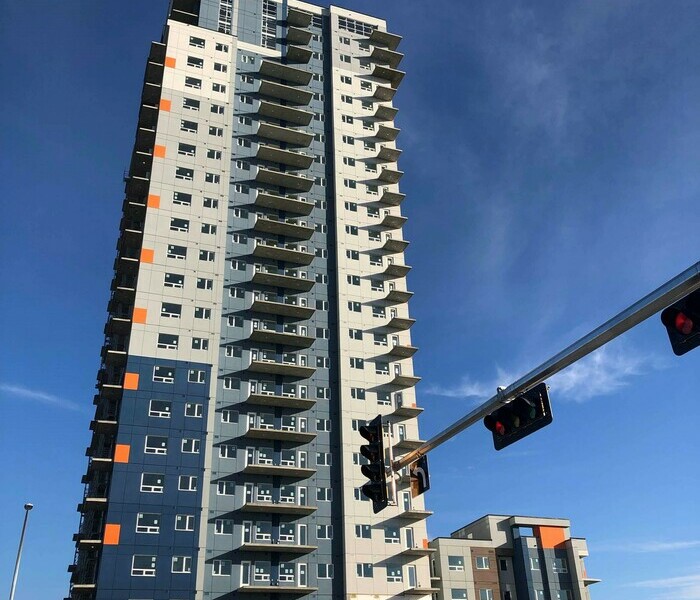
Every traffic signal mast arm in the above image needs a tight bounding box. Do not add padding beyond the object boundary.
[393,260,700,472]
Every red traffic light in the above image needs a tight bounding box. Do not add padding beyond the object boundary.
[675,312,694,335]
[483,415,506,436]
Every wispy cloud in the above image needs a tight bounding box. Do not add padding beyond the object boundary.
[0,382,81,411]
[598,540,700,553]
[632,572,700,600]
[426,344,665,403]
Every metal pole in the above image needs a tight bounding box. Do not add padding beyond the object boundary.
[9,503,33,600]
[394,261,700,471]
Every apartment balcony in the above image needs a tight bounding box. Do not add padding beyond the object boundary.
[249,327,315,348]
[382,238,409,253]
[393,400,424,418]
[383,263,412,279]
[89,417,118,435]
[396,507,433,521]
[137,103,158,129]
[256,144,314,169]
[255,167,314,192]
[247,392,315,411]
[239,541,317,555]
[372,65,405,89]
[376,124,400,141]
[386,343,418,358]
[141,80,161,106]
[287,6,312,27]
[253,211,315,238]
[403,585,441,595]
[390,374,421,388]
[133,125,156,153]
[122,195,146,220]
[286,45,313,64]
[259,60,313,86]
[123,174,150,198]
[380,213,408,229]
[394,435,425,451]
[374,84,396,102]
[255,190,314,215]
[258,100,313,126]
[369,28,402,51]
[104,314,131,336]
[85,456,113,474]
[237,584,317,596]
[377,145,402,162]
[386,316,416,330]
[169,0,199,25]
[286,26,312,45]
[244,425,316,444]
[251,269,315,292]
[250,298,315,319]
[252,240,314,265]
[374,105,399,123]
[242,463,315,479]
[144,59,164,86]
[379,188,406,206]
[385,289,414,303]
[257,80,313,106]
[257,122,314,147]
[247,360,316,379]
[370,46,404,68]
[100,344,127,367]
[238,501,317,516]
[401,545,437,557]
[377,165,404,184]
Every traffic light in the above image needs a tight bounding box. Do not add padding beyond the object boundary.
[483,383,553,451]
[359,415,388,513]
[661,289,700,356]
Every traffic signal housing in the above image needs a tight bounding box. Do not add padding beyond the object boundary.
[359,415,388,513]
[661,289,700,356]
[483,383,553,451]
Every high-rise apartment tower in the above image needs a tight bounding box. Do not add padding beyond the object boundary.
[67,1,433,598]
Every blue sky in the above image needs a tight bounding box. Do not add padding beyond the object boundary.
[1,1,699,599]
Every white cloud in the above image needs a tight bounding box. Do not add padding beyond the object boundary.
[0,382,81,411]
[598,540,700,553]
[426,345,664,403]
[633,573,700,600]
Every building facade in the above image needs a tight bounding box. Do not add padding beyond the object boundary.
[430,515,600,600]
[67,1,434,599]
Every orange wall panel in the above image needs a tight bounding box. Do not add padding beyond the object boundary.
[140,248,154,263]
[147,194,160,208]
[159,98,171,111]
[123,373,139,390]
[536,526,568,549]
[114,444,130,463]
[132,307,147,324]
[165,56,176,68]
[154,145,166,158]
[103,523,121,545]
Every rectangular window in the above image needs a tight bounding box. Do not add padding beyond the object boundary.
[185,403,203,417]
[172,556,192,573]
[199,250,215,262]
[217,481,235,495]
[356,563,373,578]
[479,590,494,600]
[215,519,234,534]
[178,475,198,492]
[192,337,209,350]
[213,560,232,576]
[153,366,175,384]
[194,307,211,319]
[148,400,171,418]
[143,435,168,454]
[131,555,156,577]
[219,444,236,458]
[181,438,200,454]
[178,143,196,156]
[170,217,190,232]
[189,36,205,48]
[207,149,222,160]
[552,558,568,573]
[157,333,178,349]
[136,513,160,534]
[182,97,200,111]
[205,172,220,184]
[317,487,332,502]
[318,564,334,579]
[341,94,353,104]
[476,556,490,569]
[448,556,465,572]
[188,369,206,383]
[342,135,355,145]
[348,301,361,312]
[161,303,182,318]
[351,387,366,400]
[316,452,332,466]
[215,42,229,52]
[172,192,192,206]
[180,119,198,133]
[350,357,364,369]
[209,126,224,137]
[451,591,468,600]
[214,62,228,72]
[349,328,363,340]
[201,223,217,234]
[164,272,184,288]
[175,167,194,181]
[140,473,164,493]
[175,514,195,531]
[212,82,226,93]
[530,557,540,570]
[203,197,219,208]
[386,564,402,583]
[355,524,371,539]
[184,77,201,89]
[197,277,213,289]
[211,103,225,114]
[384,526,400,544]
[317,525,333,539]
